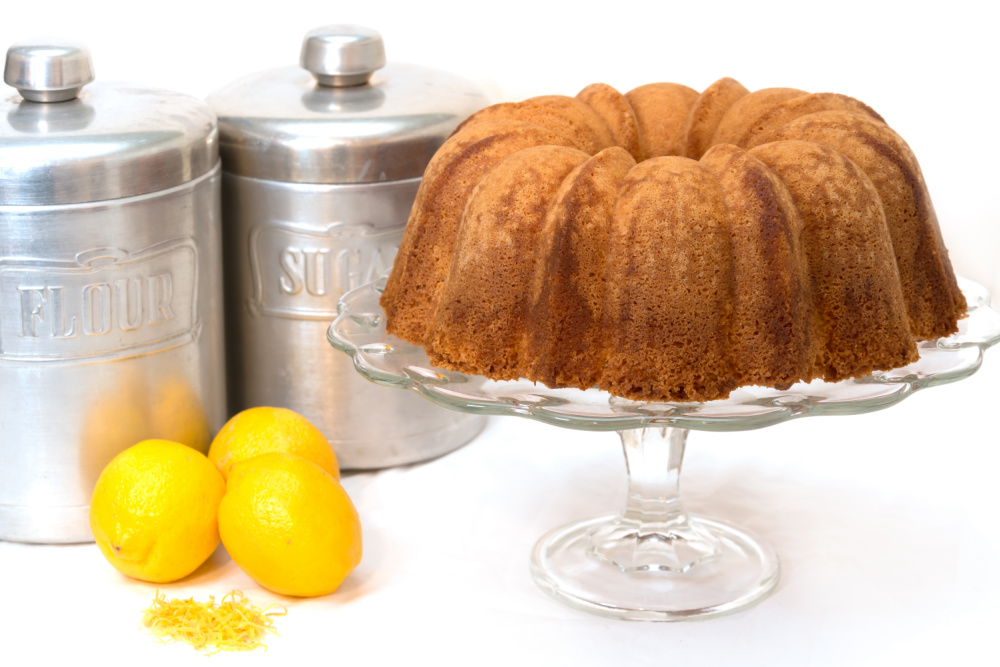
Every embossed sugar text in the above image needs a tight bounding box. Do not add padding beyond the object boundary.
[249,222,400,320]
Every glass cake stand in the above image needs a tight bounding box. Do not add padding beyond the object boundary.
[327,275,1000,621]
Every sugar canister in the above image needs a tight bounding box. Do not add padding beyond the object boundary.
[0,41,227,543]
[209,26,488,469]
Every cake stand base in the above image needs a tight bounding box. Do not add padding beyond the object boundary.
[531,514,779,621]
[529,427,779,621]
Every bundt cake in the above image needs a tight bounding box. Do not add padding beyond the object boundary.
[380,77,966,403]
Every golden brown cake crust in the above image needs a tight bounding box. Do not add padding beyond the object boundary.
[576,83,643,161]
[380,77,965,403]
[683,77,750,160]
[711,87,806,147]
[624,83,699,159]
[699,143,816,388]
[424,145,591,380]
[759,110,966,339]
[525,146,637,391]
[737,93,884,149]
[601,157,737,402]
[382,119,578,343]
[750,140,919,380]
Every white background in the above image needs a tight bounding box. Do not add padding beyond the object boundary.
[2,0,997,294]
[2,1,999,665]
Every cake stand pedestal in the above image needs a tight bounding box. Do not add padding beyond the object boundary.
[531,425,779,620]
[328,276,1000,621]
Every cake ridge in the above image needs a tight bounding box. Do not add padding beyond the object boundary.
[525,146,637,391]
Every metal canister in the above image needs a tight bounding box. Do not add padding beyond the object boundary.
[0,41,226,543]
[209,26,488,469]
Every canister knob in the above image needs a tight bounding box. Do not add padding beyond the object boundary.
[4,40,95,103]
[299,25,386,88]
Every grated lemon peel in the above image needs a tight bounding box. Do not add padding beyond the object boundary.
[141,589,287,654]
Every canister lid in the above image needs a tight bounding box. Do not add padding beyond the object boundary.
[208,25,489,184]
[1,39,218,206]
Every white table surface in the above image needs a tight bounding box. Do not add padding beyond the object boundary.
[3,346,998,666]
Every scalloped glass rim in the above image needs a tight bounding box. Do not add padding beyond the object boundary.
[328,276,1000,433]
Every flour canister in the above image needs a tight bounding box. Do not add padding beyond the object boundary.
[0,41,226,543]
[209,26,489,469]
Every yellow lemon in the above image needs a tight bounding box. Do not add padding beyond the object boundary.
[218,453,362,598]
[208,406,339,482]
[90,439,225,583]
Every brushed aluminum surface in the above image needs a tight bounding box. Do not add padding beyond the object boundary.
[300,25,385,87]
[222,172,485,469]
[0,165,227,543]
[4,40,94,103]
[208,62,487,183]
[1,81,218,205]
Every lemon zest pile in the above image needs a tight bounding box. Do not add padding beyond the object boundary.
[141,590,287,654]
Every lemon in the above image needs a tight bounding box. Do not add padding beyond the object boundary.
[218,453,362,597]
[90,439,225,583]
[208,406,339,482]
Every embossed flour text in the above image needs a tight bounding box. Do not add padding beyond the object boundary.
[0,242,199,361]
[18,273,175,339]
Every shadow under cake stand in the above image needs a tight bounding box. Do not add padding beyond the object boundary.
[328,276,1000,621]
